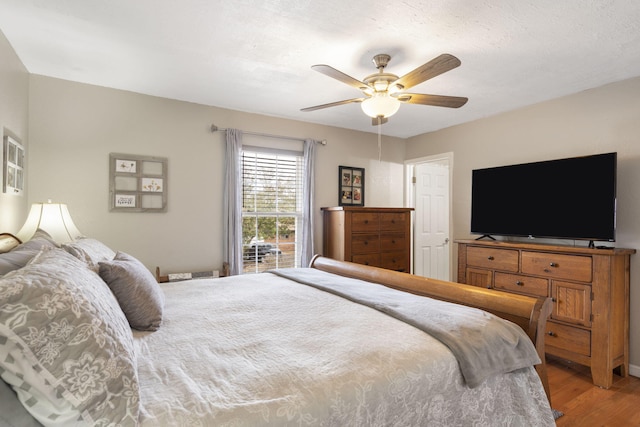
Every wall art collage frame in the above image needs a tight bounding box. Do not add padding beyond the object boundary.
[109,153,167,212]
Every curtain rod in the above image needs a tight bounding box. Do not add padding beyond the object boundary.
[210,124,327,145]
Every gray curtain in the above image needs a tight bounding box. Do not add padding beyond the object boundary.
[300,139,317,267]
[223,129,243,275]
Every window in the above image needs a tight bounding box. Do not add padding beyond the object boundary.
[242,147,303,273]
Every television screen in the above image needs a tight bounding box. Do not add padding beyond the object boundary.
[471,152,617,242]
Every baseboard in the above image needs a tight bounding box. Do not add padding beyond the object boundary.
[629,363,640,378]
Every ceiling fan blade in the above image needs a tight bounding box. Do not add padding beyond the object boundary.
[311,65,370,91]
[394,54,461,91]
[396,93,468,108]
[371,117,389,126]
[300,98,365,112]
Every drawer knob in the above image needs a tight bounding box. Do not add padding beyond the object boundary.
[364,220,369,224]
[391,240,396,244]
[487,256,495,260]
[515,280,524,286]
[547,331,556,337]
[549,262,558,268]
[364,241,368,245]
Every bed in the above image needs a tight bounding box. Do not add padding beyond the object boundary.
[0,232,555,426]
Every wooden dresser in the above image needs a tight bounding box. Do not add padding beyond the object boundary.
[456,239,635,388]
[322,207,413,272]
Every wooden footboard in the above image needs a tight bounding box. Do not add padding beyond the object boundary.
[309,255,553,404]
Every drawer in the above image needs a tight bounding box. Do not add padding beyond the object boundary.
[545,321,591,357]
[521,252,592,282]
[351,233,380,254]
[380,251,407,272]
[466,247,519,272]
[494,272,549,297]
[380,213,407,231]
[380,232,406,251]
[351,213,379,232]
[352,253,380,267]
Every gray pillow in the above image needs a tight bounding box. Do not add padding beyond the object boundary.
[99,251,165,331]
[62,237,116,270]
[0,231,58,276]
[0,379,41,427]
[0,247,140,426]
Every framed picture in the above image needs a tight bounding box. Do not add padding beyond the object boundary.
[109,153,168,212]
[3,135,25,196]
[338,165,364,206]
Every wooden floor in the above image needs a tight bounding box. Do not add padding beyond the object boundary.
[548,356,640,426]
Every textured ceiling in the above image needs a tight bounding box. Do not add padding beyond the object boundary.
[1,0,640,138]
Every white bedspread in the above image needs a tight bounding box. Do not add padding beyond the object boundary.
[133,272,555,426]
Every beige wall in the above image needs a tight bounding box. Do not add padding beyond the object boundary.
[0,30,29,231]
[26,75,406,272]
[406,76,640,369]
[5,24,640,373]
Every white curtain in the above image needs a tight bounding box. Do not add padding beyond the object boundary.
[223,129,243,275]
[300,139,317,267]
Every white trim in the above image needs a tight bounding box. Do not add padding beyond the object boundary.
[629,363,640,378]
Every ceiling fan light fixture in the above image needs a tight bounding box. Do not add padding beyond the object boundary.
[361,92,401,118]
[302,53,466,124]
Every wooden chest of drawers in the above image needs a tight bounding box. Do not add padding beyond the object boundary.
[457,239,635,388]
[322,207,413,272]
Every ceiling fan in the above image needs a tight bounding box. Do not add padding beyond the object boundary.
[301,53,468,125]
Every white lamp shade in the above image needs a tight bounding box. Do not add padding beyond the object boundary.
[16,203,83,243]
[361,92,401,118]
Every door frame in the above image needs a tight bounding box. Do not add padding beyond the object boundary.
[405,152,454,280]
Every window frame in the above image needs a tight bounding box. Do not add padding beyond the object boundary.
[241,145,304,274]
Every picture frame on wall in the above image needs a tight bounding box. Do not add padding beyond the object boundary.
[338,165,364,206]
[109,153,168,212]
[2,135,25,196]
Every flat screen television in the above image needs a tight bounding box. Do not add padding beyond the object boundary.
[470,152,617,244]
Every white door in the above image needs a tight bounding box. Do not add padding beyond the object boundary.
[413,158,451,280]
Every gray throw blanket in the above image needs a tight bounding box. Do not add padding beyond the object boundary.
[271,268,541,388]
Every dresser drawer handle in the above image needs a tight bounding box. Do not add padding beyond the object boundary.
[547,331,556,337]
[391,240,396,244]
[364,241,368,245]
[487,256,494,261]
[515,281,524,286]
[364,220,369,224]
[549,262,558,267]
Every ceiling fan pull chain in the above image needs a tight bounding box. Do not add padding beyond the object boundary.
[377,116,382,161]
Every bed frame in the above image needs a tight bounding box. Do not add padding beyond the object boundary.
[0,233,21,253]
[309,255,553,404]
[0,234,552,404]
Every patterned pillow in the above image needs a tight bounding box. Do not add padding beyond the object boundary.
[62,238,116,270]
[0,248,140,426]
[99,252,165,331]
